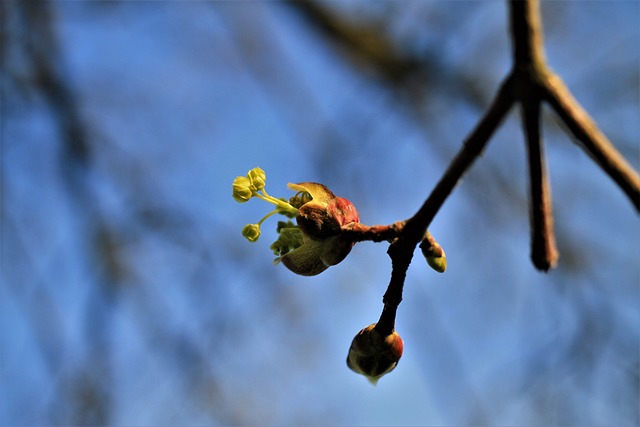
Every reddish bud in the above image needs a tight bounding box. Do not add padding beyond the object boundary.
[281,183,360,276]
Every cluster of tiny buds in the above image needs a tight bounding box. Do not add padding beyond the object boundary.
[232,167,300,244]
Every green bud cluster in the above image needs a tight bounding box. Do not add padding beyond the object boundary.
[242,224,261,242]
[232,167,307,246]
[232,167,267,203]
[232,176,253,203]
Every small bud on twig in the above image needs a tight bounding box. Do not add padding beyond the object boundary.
[346,323,404,385]
[420,231,447,273]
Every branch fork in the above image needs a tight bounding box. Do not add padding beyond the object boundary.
[369,0,640,333]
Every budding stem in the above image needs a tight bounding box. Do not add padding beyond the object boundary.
[255,189,299,216]
[257,209,280,226]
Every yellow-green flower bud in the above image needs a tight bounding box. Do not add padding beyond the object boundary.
[242,223,261,242]
[420,232,447,273]
[233,176,253,203]
[425,244,446,273]
[247,167,266,191]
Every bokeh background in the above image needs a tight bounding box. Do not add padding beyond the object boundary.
[2,1,639,425]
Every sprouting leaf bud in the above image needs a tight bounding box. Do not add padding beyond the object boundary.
[270,222,303,257]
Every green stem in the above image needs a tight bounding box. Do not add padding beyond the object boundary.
[257,209,280,226]
[254,191,299,216]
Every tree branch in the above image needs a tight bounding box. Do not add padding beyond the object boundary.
[314,0,640,379]
[542,74,640,211]
[377,0,639,297]
[509,0,639,211]
[406,76,517,240]
[342,221,405,243]
[509,0,559,272]
[509,0,559,271]
[372,77,516,331]
[509,0,546,72]
[521,97,558,271]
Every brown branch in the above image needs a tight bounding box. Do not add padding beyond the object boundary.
[405,76,517,240]
[296,0,638,276]
[509,0,639,211]
[521,96,559,271]
[374,239,410,336]
[331,0,640,378]
[542,74,640,211]
[371,77,517,331]
[509,0,546,72]
[509,0,558,271]
[374,0,640,320]
[342,221,405,243]
[318,0,640,345]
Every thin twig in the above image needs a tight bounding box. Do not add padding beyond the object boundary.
[509,0,559,272]
[373,76,517,331]
[542,73,640,211]
[521,96,559,271]
[405,76,517,239]
[342,0,640,336]
[342,221,405,243]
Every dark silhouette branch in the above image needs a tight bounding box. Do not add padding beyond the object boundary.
[342,75,516,334]
[510,0,558,270]
[509,0,546,72]
[295,0,639,273]
[370,79,516,333]
[344,0,640,332]
[521,95,558,271]
[405,78,517,241]
[542,74,640,210]
[400,0,639,276]
[290,0,639,356]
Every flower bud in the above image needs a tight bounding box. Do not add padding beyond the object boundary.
[279,182,361,276]
[297,197,360,241]
[425,243,446,273]
[242,223,261,242]
[420,233,447,273]
[247,167,266,191]
[346,324,404,385]
[327,197,360,228]
[232,176,253,203]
